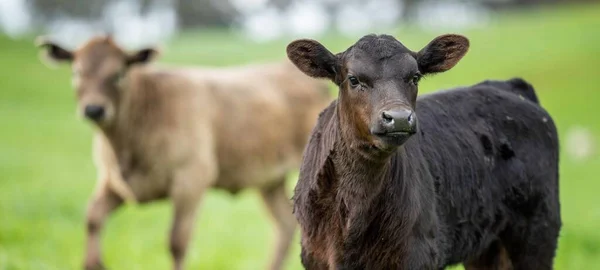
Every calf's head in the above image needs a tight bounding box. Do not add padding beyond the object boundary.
[36,36,158,127]
[287,34,468,151]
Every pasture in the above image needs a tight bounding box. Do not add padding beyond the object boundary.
[1,3,599,270]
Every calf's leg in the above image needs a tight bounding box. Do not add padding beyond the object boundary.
[260,178,297,270]
[170,195,202,270]
[169,165,213,270]
[500,215,560,270]
[84,185,123,270]
[300,246,329,270]
[464,241,512,270]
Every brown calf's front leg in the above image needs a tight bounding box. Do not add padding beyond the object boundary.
[169,164,213,270]
[170,195,203,270]
[84,186,123,270]
[260,178,297,270]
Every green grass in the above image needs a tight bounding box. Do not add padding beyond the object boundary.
[1,3,599,269]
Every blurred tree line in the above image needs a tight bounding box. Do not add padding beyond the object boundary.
[29,0,588,28]
[30,0,235,27]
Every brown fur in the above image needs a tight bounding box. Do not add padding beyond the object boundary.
[37,36,331,270]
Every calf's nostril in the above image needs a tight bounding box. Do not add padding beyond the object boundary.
[382,111,394,124]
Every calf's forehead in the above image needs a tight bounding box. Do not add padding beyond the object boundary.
[350,34,411,56]
[345,51,418,79]
[344,35,418,78]
[73,39,126,75]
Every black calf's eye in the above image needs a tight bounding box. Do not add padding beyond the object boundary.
[412,74,422,85]
[348,75,360,87]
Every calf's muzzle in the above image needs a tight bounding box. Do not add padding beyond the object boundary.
[84,105,105,121]
[377,109,417,135]
[370,109,417,147]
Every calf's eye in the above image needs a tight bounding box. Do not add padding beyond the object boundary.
[412,74,422,85]
[109,71,126,85]
[348,75,360,87]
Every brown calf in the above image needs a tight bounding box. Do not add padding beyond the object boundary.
[37,36,331,270]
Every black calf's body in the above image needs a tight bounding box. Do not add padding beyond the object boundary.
[287,34,560,269]
[422,79,560,267]
[294,79,560,269]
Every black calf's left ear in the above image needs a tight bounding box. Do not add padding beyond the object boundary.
[126,48,159,66]
[417,34,469,75]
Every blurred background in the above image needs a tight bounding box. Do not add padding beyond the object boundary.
[0,0,598,269]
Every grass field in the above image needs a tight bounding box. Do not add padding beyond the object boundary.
[1,3,599,270]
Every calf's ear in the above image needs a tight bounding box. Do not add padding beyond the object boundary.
[126,47,160,66]
[416,34,469,75]
[35,36,74,63]
[287,39,338,81]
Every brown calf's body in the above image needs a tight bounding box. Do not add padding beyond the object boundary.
[38,36,331,270]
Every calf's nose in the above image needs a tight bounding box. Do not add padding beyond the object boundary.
[84,105,105,121]
[381,109,417,134]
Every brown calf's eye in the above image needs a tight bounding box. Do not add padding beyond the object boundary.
[348,75,360,87]
[110,71,126,85]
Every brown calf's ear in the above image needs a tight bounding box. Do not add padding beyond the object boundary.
[287,39,338,81]
[417,34,469,75]
[35,36,74,63]
[126,47,159,66]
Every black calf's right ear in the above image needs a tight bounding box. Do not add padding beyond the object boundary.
[35,36,74,63]
[287,39,338,81]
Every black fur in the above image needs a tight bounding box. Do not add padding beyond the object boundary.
[294,79,561,269]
